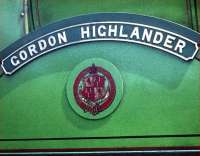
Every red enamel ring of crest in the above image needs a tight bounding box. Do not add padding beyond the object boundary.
[73,66,116,115]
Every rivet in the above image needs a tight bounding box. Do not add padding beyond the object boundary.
[20,12,25,17]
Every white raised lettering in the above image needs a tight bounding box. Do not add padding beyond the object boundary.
[57,31,67,44]
[92,25,96,38]
[108,25,117,37]
[130,27,140,39]
[174,39,186,53]
[81,26,90,39]
[38,40,47,51]
[98,25,106,37]
[142,28,153,42]
[28,44,38,56]
[11,56,20,66]
[153,32,163,44]
[48,36,56,47]
[19,50,28,61]
[119,25,128,38]
[164,35,176,49]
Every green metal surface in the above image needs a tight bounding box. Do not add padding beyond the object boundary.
[0,0,199,150]
[0,0,24,50]
[34,0,191,28]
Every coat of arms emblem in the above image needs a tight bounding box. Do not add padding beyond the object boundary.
[74,64,116,115]
[66,58,123,119]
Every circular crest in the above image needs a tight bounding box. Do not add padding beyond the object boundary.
[66,58,123,119]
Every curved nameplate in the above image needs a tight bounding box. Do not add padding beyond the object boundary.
[0,13,199,75]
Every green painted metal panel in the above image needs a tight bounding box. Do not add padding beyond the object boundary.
[0,0,24,50]
[33,0,191,27]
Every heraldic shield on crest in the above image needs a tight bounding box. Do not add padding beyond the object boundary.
[66,58,123,119]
